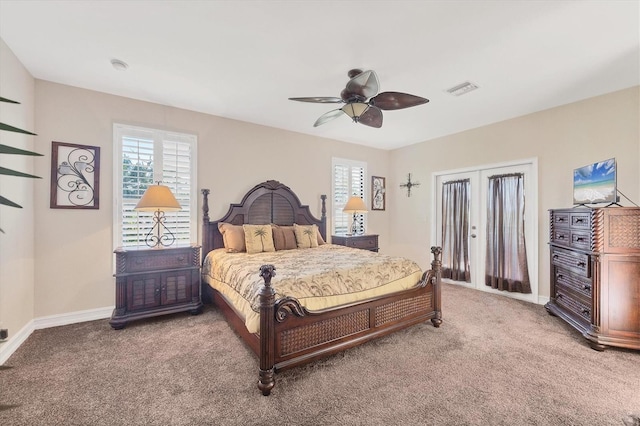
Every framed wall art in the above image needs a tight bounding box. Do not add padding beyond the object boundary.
[371,176,386,211]
[50,141,100,209]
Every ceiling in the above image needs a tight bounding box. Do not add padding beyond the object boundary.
[0,1,638,150]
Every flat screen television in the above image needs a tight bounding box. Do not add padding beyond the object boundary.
[573,158,617,205]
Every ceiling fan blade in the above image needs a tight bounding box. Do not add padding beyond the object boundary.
[346,70,379,99]
[370,92,429,110]
[289,97,343,103]
[313,109,345,127]
[358,106,383,128]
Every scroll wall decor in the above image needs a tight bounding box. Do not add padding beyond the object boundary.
[371,176,386,210]
[50,141,100,209]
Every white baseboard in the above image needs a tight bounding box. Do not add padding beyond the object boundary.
[0,321,34,365]
[33,306,113,330]
[537,296,550,306]
[0,306,114,365]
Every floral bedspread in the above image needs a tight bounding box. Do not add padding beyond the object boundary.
[202,244,422,314]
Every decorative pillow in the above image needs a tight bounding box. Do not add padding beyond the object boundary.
[218,222,246,253]
[272,225,298,251]
[294,223,319,249]
[243,224,276,254]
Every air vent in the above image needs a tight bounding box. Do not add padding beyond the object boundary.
[445,81,479,96]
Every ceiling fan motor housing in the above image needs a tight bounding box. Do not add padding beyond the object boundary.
[340,88,366,103]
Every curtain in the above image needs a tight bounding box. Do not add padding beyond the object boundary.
[441,179,471,282]
[485,173,531,293]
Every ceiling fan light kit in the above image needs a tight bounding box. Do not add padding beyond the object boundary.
[342,102,369,118]
[290,69,429,129]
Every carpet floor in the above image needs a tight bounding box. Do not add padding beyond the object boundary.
[0,283,638,425]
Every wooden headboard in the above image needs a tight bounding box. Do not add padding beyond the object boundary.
[201,180,327,258]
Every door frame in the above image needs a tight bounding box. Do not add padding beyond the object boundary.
[431,158,540,304]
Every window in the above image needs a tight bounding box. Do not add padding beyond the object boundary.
[113,124,197,249]
[332,157,367,235]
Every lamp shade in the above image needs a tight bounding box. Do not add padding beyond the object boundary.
[134,184,181,212]
[343,196,368,213]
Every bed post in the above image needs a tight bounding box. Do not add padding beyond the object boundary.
[258,264,277,396]
[320,194,327,241]
[430,246,443,328]
[201,189,210,253]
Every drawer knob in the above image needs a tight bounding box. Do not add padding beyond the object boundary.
[582,284,591,291]
[553,255,559,260]
[575,218,584,223]
[557,235,565,240]
[177,256,185,261]
[581,308,590,314]
[557,274,564,280]
[576,261,586,268]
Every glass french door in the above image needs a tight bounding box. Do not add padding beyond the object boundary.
[434,161,538,303]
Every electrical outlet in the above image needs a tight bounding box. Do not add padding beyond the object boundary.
[0,329,8,340]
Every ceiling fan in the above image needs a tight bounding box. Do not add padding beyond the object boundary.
[289,69,429,128]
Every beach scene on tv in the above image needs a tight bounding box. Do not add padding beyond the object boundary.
[573,158,616,205]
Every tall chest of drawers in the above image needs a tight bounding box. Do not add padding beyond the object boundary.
[545,207,640,351]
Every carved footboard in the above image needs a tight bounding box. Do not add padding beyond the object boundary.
[257,246,443,396]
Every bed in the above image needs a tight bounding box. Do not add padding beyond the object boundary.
[201,180,442,396]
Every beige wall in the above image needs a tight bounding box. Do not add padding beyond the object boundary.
[32,80,390,317]
[388,86,640,299]
[0,39,36,339]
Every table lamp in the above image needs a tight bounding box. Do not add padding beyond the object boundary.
[134,183,181,248]
[343,195,367,235]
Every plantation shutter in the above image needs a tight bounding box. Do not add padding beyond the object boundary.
[332,158,367,235]
[114,124,197,249]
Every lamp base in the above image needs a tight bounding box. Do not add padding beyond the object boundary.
[350,212,359,235]
[144,209,177,248]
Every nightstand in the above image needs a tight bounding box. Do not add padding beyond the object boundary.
[331,234,379,252]
[110,245,203,329]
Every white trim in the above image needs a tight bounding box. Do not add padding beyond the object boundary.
[0,306,113,365]
[33,306,114,330]
[0,321,33,365]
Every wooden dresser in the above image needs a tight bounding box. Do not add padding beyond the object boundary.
[110,245,203,329]
[331,234,379,252]
[545,207,640,351]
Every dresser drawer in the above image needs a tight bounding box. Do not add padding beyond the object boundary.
[555,289,591,323]
[332,234,379,252]
[569,212,591,229]
[555,270,592,299]
[551,246,590,278]
[127,251,191,272]
[552,212,571,228]
[551,229,570,245]
[570,231,591,250]
[115,246,199,274]
[346,236,377,250]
